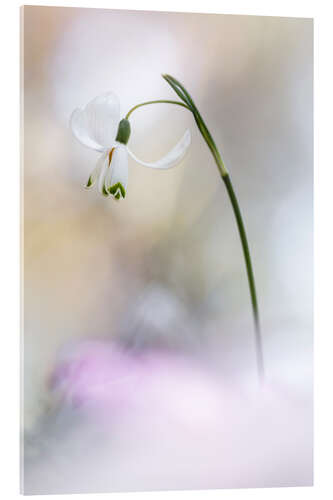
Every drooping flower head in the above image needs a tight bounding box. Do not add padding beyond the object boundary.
[70,92,191,200]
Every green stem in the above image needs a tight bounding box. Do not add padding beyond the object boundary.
[222,173,264,380]
[125,100,190,119]
[161,74,264,381]
[126,83,264,380]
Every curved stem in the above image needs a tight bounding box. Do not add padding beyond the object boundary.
[125,100,190,119]
[161,74,264,381]
[205,137,264,380]
[126,87,264,380]
[222,173,264,380]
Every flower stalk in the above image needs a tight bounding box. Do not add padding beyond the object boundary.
[163,74,264,380]
[222,173,264,380]
[126,75,264,380]
[125,100,190,119]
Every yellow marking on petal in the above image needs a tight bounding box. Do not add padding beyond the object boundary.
[108,147,115,166]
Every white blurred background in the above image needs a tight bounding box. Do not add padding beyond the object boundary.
[22,6,313,494]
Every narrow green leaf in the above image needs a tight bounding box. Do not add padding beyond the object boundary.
[162,74,193,111]
[163,74,197,111]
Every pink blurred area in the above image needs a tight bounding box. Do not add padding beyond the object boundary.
[25,338,312,493]
[49,340,225,426]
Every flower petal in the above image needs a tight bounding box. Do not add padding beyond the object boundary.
[97,153,111,197]
[127,129,191,169]
[70,92,120,151]
[105,143,128,199]
[85,93,120,149]
[70,109,106,152]
[84,152,108,189]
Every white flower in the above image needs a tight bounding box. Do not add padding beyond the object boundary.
[70,92,191,200]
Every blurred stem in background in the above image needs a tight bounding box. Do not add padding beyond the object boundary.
[125,74,264,381]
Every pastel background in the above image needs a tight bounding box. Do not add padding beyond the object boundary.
[22,6,313,494]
